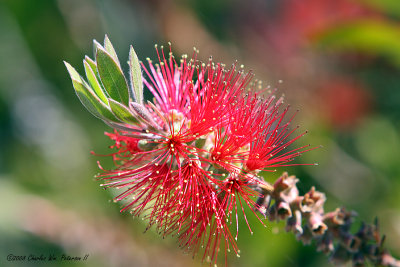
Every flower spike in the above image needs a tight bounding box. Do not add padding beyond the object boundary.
[65,36,315,266]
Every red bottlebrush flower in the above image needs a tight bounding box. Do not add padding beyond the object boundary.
[105,130,141,156]
[65,36,315,266]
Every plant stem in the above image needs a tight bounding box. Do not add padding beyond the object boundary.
[257,172,400,267]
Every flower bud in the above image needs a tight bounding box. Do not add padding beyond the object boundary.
[273,172,298,194]
[297,225,313,245]
[277,201,292,220]
[309,213,327,236]
[268,203,278,222]
[286,209,303,235]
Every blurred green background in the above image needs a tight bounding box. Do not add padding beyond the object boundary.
[0,0,399,266]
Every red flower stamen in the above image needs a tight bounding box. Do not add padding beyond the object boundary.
[79,42,315,265]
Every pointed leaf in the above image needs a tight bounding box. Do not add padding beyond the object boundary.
[64,60,81,81]
[104,35,121,67]
[108,98,140,124]
[84,60,109,104]
[85,56,98,75]
[96,46,130,106]
[85,55,108,95]
[130,102,161,130]
[64,61,118,122]
[93,40,102,60]
[147,101,168,126]
[129,45,144,104]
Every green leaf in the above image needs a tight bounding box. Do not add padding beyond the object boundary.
[130,102,161,129]
[64,60,81,81]
[129,45,144,104]
[104,35,121,67]
[108,98,140,124]
[93,40,102,60]
[315,19,400,67]
[84,56,98,75]
[84,60,109,104]
[96,45,130,106]
[64,61,118,122]
[361,0,400,18]
[84,55,107,94]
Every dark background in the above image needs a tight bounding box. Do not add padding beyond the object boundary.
[0,0,399,266]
